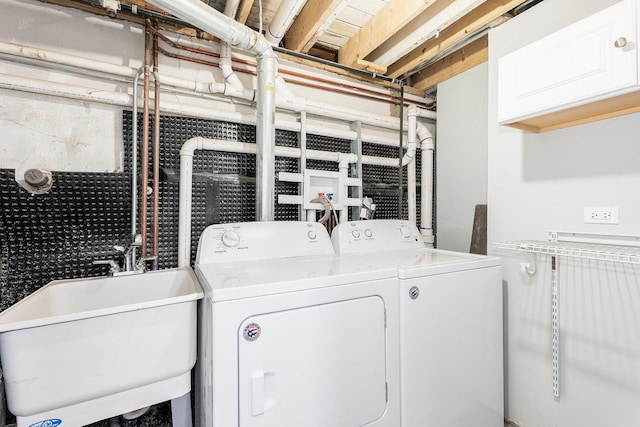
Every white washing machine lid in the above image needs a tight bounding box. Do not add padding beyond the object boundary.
[196,253,397,301]
[360,248,501,279]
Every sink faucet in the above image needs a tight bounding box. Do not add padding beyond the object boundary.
[123,234,143,272]
[93,234,158,276]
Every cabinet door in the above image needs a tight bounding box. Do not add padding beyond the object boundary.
[498,0,639,124]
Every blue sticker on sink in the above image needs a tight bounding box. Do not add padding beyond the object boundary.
[29,419,62,427]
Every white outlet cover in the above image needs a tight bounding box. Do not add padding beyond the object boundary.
[584,207,619,224]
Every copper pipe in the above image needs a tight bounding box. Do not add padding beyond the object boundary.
[152,24,160,270]
[150,28,402,105]
[157,46,396,105]
[141,20,152,257]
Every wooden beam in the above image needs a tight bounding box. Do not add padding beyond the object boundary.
[387,0,525,78]
[237,0,254,24]
[40,0,147,24]
[307,45,338,62]
[368,0,479,66]
[284,0,343,53]
[338,0,437,69]
[357,58,387,74]
[411,34,488,92]
[124,1,172,15]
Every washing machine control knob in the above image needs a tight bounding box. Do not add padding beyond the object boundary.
[364,229,373,238]
[399,225,411,238]
[307,230,317,240]
[221,230,240,247]
[351,229,361,239]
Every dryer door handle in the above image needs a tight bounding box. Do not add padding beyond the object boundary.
[250,369,265,416]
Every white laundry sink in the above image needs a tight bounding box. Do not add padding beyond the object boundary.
[0,267,203,427]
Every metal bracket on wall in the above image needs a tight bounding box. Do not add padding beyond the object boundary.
[551,255,560,401]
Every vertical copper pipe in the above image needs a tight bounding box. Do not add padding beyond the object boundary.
[141,20,152,257]
[152,25,160,270]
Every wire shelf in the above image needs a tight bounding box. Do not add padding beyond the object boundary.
[494,240,640,265]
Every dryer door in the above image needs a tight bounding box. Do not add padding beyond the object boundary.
[238,296,388,427]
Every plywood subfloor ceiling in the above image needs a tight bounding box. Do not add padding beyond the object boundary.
[42,0,542,93]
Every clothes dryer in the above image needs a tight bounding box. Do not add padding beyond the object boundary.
[194,221,400,427]
[332,220,503,427]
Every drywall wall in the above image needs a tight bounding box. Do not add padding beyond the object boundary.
[436,62,488,252]
[488,0,640,426]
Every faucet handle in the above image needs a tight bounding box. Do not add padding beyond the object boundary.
[135,255,158,271]
[93,259,121,274]
[130,234,143,247]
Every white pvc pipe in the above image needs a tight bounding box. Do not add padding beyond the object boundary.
[0,40,422,147]
[338,153,358,223]
[146,0,277,221]
[177,137,396,265]
[0,38,436,228]
[0,41,138,79]
[255,52,278,220]
[220,0,245,92]
[131,68,144,237]
[266,0,308,46]
[407,108,417,224]
[146,0,273,56]
[0,71,403,148]
[275,74,438,131]
[0,71,427,236]
[416,111,435,246]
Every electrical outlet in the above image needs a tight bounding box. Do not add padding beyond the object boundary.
[584,207,619,224]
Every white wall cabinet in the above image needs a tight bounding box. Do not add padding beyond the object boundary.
[498,0,640,132]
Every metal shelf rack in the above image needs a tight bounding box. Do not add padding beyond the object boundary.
[494,231,640,402]
[493,240,640,265]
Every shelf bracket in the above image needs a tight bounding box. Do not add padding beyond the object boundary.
[551,255,560,401]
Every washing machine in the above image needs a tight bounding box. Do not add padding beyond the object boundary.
[332,219,503,427]
[194,221,400,427]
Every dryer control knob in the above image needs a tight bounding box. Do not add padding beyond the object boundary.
[399,225,411,238]
[364,229,373,238]
[352,229,361,239]
[307,230,317,240]
[221,230,240,247]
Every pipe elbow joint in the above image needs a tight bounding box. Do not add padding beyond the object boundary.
[180,137,201,156]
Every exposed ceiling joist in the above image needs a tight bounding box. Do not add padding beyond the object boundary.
[367,0,485,66]
[411,34,488,91]
[387,0,525,78]
[33,0,543,95]
[284,0,344,53]
[237,0,254,24]
[338,0,438,69]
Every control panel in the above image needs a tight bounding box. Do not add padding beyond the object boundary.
[331,220,424,254]
[196,221,334,264]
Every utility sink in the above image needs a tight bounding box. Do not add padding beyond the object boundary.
[0,267,203,427]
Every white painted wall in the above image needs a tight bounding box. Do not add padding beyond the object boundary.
[488,1,640,426]
[436,63,488,252]
[0,0,407,175]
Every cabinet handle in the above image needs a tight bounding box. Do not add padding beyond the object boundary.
[614,37,627,48]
